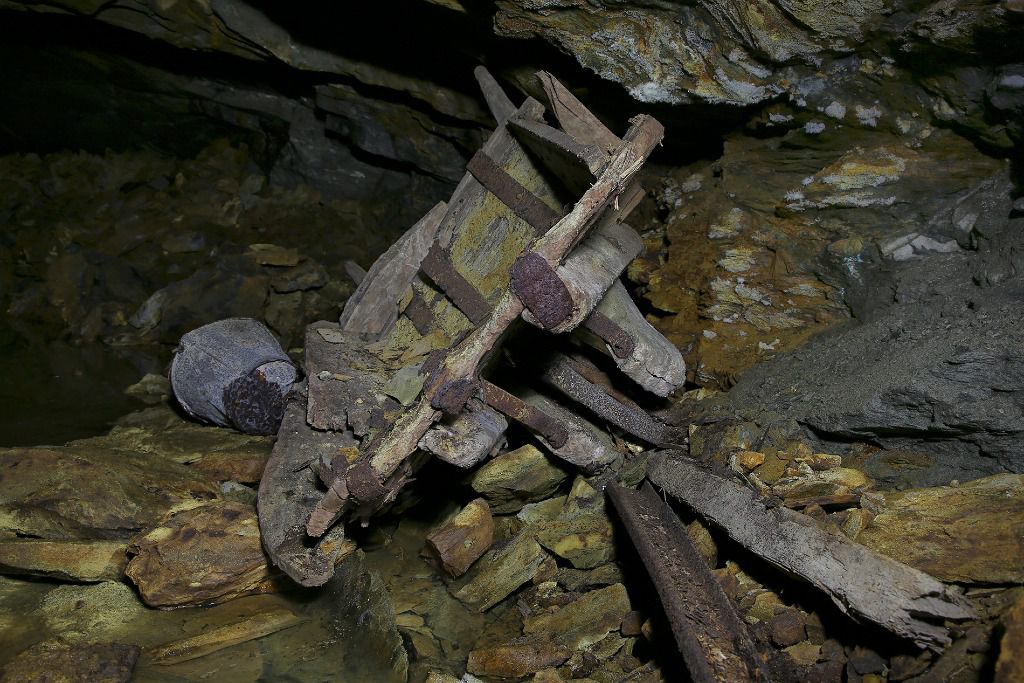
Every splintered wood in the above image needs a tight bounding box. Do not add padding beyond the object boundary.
[608,482,768,682]
[257,68,684,592]
[647,451,975,651]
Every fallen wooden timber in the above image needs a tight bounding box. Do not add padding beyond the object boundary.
[258,68,688,588]
[608,481,769,682]
[647,451,976,651]
[304,112,665,536]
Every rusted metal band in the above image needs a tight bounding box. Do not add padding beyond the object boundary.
[403,289,436,336]
[511,252,573,330]
[430,377,480,415]
[481,381,568,449]
[466,149,561,235]
[583,311,636,359]
[420,242,491,325]
[344,459,388,506]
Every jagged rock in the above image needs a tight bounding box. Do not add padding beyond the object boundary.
[0,640,139,683]
[425,498,494,578]
[0,444,218,540]
[123,373,170,405]
[453,529,548,612]
[856,474,1024,583]
[534,478,615,569]
[0,539,127,582]
[555,564,624,593]
[728,263,1024,483]
[126,501,282,608]
[470,445,569,514]
[522,583,632,651]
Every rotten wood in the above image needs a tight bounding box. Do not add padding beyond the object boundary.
[507,115,604,194]
[537,70,621,154]
[419,399,508,468]
[519,219,643,333]
[518,390,620,472]
[257,388,354,587]
[305,322,390,435]
[648,451,976,651]
[339,200,446,339]
[474,65,516,125]
[540,353,667,445]
[608,482,768,682]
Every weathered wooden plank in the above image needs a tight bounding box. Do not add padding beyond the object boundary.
[608,482,768,682]
[540,354,667,445]
[578,280,686,397]
[474,65,516,125]
[419,400,508,468]
[518,390,620,472]
[648,451,976,651]
[305,322,391,435]
[537,71,621,154]
[339,200,446,339]
[257,388,354,587]
[507,116,604,194]
[433,97,557,306]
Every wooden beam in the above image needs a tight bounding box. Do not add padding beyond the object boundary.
[608,482,768,682]
[648,452,976,651]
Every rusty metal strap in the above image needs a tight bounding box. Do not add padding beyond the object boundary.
[607,482,769,683]
[467,150,561,235]
[420,243,491,325]
[583,311,636,359]
[403,289,436,336]
[481,381,568,449]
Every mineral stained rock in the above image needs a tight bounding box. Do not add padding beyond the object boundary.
[522,583,632,651]
[425,498,494,578]
[0,539,127,582]
[0,444,218,540]
[0,640,139,683]
[856,474,1024,584]
[453,529,548,612]
[470,444,569,514]
[126,501,281,608]
[534,478,616,569]
[94,405,273,484]
[997,595,1024,683]
[466,641,572,679]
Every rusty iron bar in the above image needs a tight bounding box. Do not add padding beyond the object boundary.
[480,380,569,449]
[583,311,636,359]
[467,149,561,234]
[540,355,667,445]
